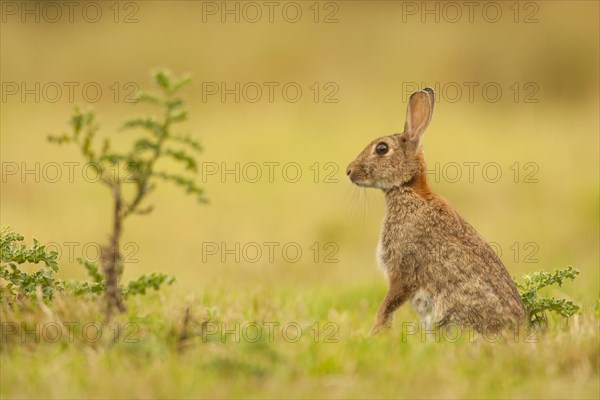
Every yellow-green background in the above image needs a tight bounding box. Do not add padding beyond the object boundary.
[2,1,597,300]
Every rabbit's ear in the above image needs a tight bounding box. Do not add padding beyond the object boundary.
[404,88,434,149]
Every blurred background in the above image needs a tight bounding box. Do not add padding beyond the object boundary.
[1,1,598,307]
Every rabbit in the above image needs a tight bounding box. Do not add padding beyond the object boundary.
[346,88,525,335]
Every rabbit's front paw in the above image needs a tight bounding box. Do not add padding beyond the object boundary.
[369,323,390,337]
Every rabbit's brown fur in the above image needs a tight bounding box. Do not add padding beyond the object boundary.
[347,88,525,335]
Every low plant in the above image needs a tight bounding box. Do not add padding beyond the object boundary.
[515,266,580,326]
[48,69,205,319]
[0,226,59,303]
[0,226,175,305]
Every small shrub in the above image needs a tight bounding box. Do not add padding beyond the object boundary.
[0,226,176,306]
[0,226,59,304]
[48,69,205,318]
[515,266,580,326]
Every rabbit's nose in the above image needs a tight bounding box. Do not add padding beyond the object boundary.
[346,161,356,177]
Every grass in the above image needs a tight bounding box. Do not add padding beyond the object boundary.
[1,287,598,399]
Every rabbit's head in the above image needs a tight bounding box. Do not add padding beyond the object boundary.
[346,88,435,190]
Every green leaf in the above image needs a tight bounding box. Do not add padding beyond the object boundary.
[163,149,197,171]
[124,273,175,297]
[47,134,72,144]
[0,226,60,302]
[71,110,84,135]
[171,133,202,153]
[171,75,192,93]
[154,70,171,92]
[134,138,159,152]
[122,117,165,138]
[136,91,165,105]
[515,266,580,327]
[153,171,207,202]
[77,258,104,284]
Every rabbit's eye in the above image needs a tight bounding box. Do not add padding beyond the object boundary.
[375,142,389,155]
